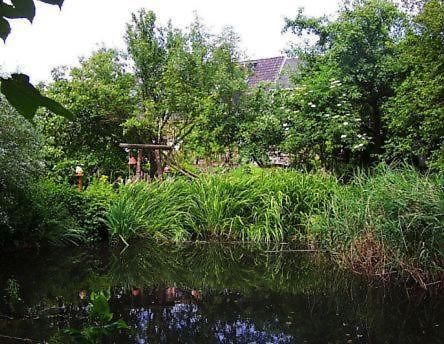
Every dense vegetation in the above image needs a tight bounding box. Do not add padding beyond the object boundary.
[0,0,442,287]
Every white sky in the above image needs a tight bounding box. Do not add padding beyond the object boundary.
[0,0,340,82]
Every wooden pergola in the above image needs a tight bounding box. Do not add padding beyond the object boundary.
[119,143,173,180]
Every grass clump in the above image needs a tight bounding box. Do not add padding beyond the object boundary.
[304,165,443,286]
[106,167,338,243]
[106,180,190,243]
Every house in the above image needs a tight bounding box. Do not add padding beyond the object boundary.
[245,56,299,167]
[245,56,299,88]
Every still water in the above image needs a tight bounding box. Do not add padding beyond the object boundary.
[0,242,442,343]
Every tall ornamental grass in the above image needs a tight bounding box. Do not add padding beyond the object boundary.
[304,165,443,286]
[106,165,442,284]
[106,167,337,243]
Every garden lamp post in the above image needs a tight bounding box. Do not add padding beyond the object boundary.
[75,166,84,192]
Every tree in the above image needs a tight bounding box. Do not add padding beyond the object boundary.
[0,98,43,242]
[283,0,406,169]
[239,86,289,166]
[38,49,136,176]
[186,26,248,158]
[125,10,247,170]
[382,0,444,170]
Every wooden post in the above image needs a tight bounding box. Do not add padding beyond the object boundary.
[136,149,142,180]
[155,149,163,180]
[75,166,84,191]
[77,175,83,192]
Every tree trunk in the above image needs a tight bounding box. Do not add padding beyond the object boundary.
[369,99,384,161]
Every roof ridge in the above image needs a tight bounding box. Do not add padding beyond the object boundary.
[245,56,285,63]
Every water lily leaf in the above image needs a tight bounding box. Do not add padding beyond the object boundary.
[0,17,11,41]
[0,73,73,120]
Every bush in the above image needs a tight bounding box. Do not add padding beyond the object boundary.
[30,179,86,245]
[29,176,117,245]
[82,176,117,241]
[0,100,43,246]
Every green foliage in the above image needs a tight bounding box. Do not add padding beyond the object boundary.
[239,87,289,165]
[4,277,21,303]
[261,0,442,171]
[30,179,86,245]
[304,164,443,285]
[81,176,116,240]
[64,290,128,344]
[39,48,136,176]
[0,99,43,244]
[106,180,190,243]
[29,176,118,245]
[125,10,247,156]
[106,168,339,243]
[106,183,148,244]
[280,0,405,170]
[383,0,444,170]
[3,277,22,313]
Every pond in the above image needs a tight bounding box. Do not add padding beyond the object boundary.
[0,242,442,343]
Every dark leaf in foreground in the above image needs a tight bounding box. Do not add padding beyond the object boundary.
[38,0,64,8]
[10,0,36,22]
[0,17,11,41]
[0,73,73,121]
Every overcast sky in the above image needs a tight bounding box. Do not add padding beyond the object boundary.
[0,0,340,82]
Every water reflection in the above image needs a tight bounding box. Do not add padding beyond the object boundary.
[127,286,294,344]
[0,242,442,343]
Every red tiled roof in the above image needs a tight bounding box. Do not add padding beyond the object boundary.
[245,56,285,87]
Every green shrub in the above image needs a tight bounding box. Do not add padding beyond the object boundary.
[30,179,86,245]
[29,176,117,245]
[82,176,117,241]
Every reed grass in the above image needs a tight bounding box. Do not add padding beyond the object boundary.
[106,165,443,285]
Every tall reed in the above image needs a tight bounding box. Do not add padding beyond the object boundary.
[105,165,443,284]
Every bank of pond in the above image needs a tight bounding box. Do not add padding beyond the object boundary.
[0,242,442,343]
[2,165,443,289]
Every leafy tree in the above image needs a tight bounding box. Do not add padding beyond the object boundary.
[382,0,444,170]
[283,71,366,170]
[283,0,406,169]
[186,27,248,158]
[125,10,247,168]
[239,86,289,166]
[38,49,136,176]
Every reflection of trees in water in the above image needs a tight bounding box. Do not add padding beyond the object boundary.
[130,303,204,343]
[130,302,293,344]
[213,319,293,344]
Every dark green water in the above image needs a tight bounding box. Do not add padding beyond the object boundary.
[0,242,442,343]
